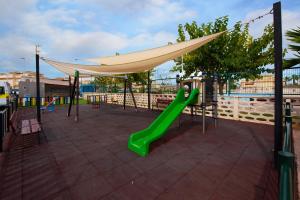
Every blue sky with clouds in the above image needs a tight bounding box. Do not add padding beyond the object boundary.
[0,0,299,78]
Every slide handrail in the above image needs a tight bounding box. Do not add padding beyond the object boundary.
[279,100,295,200]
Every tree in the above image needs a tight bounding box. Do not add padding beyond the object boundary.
[91,71,154,93]
[171,16,274,94]
[284,27,300,68]
[291,74,300,85]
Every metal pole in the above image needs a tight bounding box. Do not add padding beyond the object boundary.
[176,74,180,90]
[273,1,283,166]
[213,73,218,127]
[129,82,138,112]
[202,75,206,134]
[67,74,77,116]
[69,75,72,97]
[35,45,41,123]
[123,78,127,110]
[75,71,79,122]
[147,71,151,110]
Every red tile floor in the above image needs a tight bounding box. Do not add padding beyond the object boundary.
[0,104,278,200]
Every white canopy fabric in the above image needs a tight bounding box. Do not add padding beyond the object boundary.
[42,32,224,76]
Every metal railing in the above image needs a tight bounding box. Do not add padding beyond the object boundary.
[0,99,18,152]
[279,100,295,200]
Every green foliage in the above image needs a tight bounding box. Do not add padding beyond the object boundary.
[127,71,153,85]
[172,16,275,89]
[91,70,154,93]
[284,27,300,68]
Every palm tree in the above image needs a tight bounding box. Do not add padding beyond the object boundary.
[284,27,300,68]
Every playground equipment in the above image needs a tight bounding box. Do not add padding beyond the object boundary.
[128,88,199,157]
[41,98,55,112]
[128,74,218,156]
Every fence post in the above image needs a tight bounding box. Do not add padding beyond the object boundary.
[273,1,283,166]
[36,46,41,123]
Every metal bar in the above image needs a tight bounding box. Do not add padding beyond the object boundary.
[213,73,218,127]
[67,73,77,116]
[69,75,72,97]
[278,151,294,200]
[202,76,206,134]
[36,47,41,123]
[273,1,283,166]
[0,110,4,152]
[129,82,138,111]
[75,71,79,122]
[123,78,127,110]
[7,105,10,132]
[147,71,151,110]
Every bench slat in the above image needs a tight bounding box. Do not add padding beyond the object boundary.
[22,120,30,128]
[30,118,39,125]
[31,124,41,133]
[21,127,31,135]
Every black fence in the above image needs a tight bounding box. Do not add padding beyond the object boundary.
[225,67,300,96]
[0,99,18,152]
[84,67,300,97]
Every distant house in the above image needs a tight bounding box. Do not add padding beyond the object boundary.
[237,75,288,94]
[19,78,70,97]
[0,71,45,89]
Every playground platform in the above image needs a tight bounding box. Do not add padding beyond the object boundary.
[0,104,277,200]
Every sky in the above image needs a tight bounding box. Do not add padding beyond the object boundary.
[0,0,299,79]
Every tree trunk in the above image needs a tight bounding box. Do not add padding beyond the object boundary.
[219,82,225,95]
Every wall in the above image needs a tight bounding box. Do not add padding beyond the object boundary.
[19,80,45,97]
[83,92,300,126]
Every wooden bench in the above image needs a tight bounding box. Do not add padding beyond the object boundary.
[21,118,41,144]
[1,111,19,151]
[154,98,173,110]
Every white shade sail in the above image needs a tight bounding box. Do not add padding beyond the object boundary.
[42,32,224,76]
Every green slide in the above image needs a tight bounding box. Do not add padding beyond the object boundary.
[128,88,199,157]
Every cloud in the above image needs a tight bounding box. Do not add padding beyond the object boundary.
[139,0,197,27]
[0,0,180,77]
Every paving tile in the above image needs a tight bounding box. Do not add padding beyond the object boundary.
[62,163,99,187]
[157,171,216,200]
[0,105,276,200]
[69,175,113,200]
[103,163,142,189]
[114,149,138,163]
[104,182,157,200]
[91,154,124,173]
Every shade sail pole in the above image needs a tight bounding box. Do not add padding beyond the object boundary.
[273,1,283,166]
[128,82,137,111]
[68,76,72,97]
[35,45,41,123]
[67,72,77,117]
[123,78,127,110]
